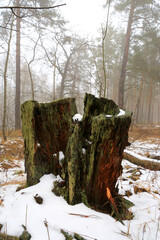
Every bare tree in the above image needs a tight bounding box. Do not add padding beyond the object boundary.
[25,37,40,100]
[102,0,111,98]
[118,0,135,108]
[2,16,14,140]
[15,0,21,129]
[1,1,66,129]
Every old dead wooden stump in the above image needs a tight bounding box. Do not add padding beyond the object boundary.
[21,93,132,217]
[21,98,77,186]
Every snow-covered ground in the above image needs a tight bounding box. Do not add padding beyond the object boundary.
[0,138,160,240]
[126,138,160,159]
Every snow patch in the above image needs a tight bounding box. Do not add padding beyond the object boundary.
[1,136,160,239]
[73,113,83,122]
[82,148,86,154]
[59,151,65,164]
[0,174,127,240]
[117,109,125,116]
[124,149,160,163]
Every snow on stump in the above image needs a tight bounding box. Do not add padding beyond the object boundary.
[21,93,132,218]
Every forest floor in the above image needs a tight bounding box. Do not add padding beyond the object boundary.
[0,125,160,240]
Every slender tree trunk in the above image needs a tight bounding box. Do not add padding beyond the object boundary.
[118,0,135,108]
[158,101,159,123]
[106,49,110,99]
[2,16,14,140]
[28,64,34,100]
[15,0,21,129]
[53,44,58,100]
[102,0,111,98]
[27,37,39,101]
[141,77,147,123]
[102,39,107,97]
[147,78,153,123]
[135,77,144,123]
[112,62,119,103]
[53,70,56,100]
[71,68,77,97]
[99,78,103,98]
[60,56,71,98]
[126,76,132,111]
[132,77,138,124]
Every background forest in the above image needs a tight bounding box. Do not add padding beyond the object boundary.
[0,0,160,138]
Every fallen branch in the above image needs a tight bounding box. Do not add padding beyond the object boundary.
[123,151,160,171]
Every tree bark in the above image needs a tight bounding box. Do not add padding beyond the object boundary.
[2,16,14,140]
[102,0,111,98]
[135,76,144,123]
[28,64,34,100]
[15,0,21,129]
[21,98,77,186]
[147,78,153,123]
[59,55,72,98]
[118,0,135,108]
[86,112,131,206]
[21,93,132,215]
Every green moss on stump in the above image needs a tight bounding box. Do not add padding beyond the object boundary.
[21,93,132,221]
[82,93,119,138]
[86,112,132,206]
[21,98,77,186]
[65,123,83,205]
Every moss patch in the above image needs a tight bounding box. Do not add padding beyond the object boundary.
[21,98,77,186]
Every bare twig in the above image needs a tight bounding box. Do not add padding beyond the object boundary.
[0,3,66,18]
[25,205,28,232]
[0,4,66,10]
[68,213,101,219]
[44,219,50,240]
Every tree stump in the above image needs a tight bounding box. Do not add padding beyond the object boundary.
[21,93,132,216]
[21,98,77,186]
[86,113,132,206]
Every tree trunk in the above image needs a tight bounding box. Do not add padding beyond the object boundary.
[2,16,14,140]
[118,0,135,108]
[102,0,111,98]
[15,0,21,129]
[147,78,153,123]
[59,55,71,98]
[28,64,34,100]
[21,93,132,215]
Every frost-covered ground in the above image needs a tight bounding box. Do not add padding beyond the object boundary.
[0,135,160,240]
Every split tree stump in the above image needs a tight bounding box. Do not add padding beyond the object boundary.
[21,93,132,213]
[21,98,77,186]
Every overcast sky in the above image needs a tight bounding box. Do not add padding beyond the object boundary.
[60,0,107,38]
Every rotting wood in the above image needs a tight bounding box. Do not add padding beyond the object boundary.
[21,98,77,186]
[21,93,132,219]
[123,151,160,171]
